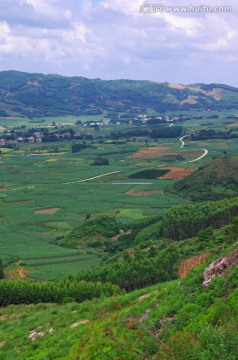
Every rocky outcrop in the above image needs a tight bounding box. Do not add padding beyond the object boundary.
[203,248,238,287]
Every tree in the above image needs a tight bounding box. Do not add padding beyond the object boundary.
[91,157,109,166]
[72,143,84,153]
[0,259,4,279]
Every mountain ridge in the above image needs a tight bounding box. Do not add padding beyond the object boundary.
[1,70,238,118]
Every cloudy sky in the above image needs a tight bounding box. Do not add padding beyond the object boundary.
[0,0,237,85]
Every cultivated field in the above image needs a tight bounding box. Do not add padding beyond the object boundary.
[0,112,236,278]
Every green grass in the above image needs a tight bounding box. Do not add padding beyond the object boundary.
[25,255,102,279]
[1,261,238,359]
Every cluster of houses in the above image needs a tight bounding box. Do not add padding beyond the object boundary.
[0,113,191,146]
[0,131,43,146]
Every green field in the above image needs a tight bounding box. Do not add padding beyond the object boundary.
[0,113,237,278]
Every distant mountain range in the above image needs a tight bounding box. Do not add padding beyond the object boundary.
[0,70,238,118]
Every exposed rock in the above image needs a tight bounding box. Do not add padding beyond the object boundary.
[203,248,238,287]
[119,229,126,235]
[69,320,90,329]
[48,328,55,334]
[28,331,37,341]
[28,330,45,341]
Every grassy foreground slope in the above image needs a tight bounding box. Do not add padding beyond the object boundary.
[1,216,238,359]
[0,255,238,359]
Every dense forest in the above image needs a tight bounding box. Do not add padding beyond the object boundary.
[0,279,119,307]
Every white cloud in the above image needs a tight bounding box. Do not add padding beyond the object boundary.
[61,22,87,43]
[0,0,237,85]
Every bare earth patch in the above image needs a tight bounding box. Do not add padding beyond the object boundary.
[159,167,195,179]
[227,123,238,127]
[178,252,210,278]
[168,83,185,90]
[4,261,26,280]
[126,190,163,197]
[180,96,198,105]
[34,207,61,215]
[132,147,201,160]
[0,188,7,192]
[135,290,159,303]
[132,147,169,159]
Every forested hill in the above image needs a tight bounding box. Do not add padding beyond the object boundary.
[1,70,238,117]
[173,155,238,200]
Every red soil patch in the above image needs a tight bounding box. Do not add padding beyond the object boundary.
[178,252,210,278]
[4,261,26,280]
[34,207,61,215]
[126,190,163,197]
[18,266,25,279]
[132,147,169,159]
[0,188,7,192]
[159,167,195,179]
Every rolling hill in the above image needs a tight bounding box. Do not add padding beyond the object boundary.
[1,70,238,117]
[173,155,238,200]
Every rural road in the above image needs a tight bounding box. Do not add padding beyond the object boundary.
[63,170,123,184]
[188,149,208,163]
[179,135,189,148]
[179,134,209,162]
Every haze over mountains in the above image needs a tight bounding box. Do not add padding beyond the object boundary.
[1,71,238,118]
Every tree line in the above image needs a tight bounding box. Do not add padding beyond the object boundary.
[161,197,238,241]
[70,246,178,291]
[190,128,238,141]
[0,279,119,306]
[110,126,183,140]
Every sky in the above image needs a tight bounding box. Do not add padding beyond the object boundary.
[0,0,237,85]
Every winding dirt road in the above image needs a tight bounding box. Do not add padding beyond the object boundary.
[188,149,208,163]
[63,170,123,185]
[179,135,208,162]
[179,135,189,148]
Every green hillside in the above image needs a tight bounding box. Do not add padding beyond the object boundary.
[1,185,238,358]
[1,217,238,359]
[173,156,238,200]
[1,71,238,117]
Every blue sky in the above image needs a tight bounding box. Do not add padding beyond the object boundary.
[0,0,237,85]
